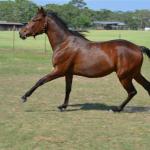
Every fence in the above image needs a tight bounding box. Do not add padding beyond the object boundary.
[1,30,150,53]
[0,30,51,53]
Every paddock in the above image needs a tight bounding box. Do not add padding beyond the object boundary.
[0,30,150,149]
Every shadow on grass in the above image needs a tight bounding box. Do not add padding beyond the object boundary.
[67,103,150,113]
[24,103,150,113]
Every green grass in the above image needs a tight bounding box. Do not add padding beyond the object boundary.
[0,30,150,150]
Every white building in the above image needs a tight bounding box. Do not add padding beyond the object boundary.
[144,27,150,31]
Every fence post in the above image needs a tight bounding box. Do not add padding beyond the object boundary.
[44,34,47,54]
[118,33,121,39]
[12,26,15,51]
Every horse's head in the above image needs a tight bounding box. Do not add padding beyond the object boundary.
[19,7,47,40]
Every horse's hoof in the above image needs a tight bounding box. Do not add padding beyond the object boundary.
[21,95,27,103]
[57,105,67,112]
[111,106,122,112]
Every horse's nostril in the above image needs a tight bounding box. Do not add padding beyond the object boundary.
[19,32,23,37]
[19,31,26,40]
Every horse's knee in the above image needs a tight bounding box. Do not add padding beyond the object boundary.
[127,90,137,100]
[36,79,45,86]
[130,90,137,96]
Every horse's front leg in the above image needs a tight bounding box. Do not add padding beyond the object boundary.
[21,67,63,102]
[58,74,73,111]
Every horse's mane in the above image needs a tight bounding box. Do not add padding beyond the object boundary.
[47,11,87,40]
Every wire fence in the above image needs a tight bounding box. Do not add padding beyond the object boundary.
[1,30,150,53]
[0,29,123,53]
[0,30,51,53]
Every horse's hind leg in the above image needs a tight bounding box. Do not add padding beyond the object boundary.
[112,78,137,112]
[134,73,150,96]
[58,74,73,111]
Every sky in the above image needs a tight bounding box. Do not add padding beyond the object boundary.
[32,0,150,11]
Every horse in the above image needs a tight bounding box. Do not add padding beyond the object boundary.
[19,7,150,112]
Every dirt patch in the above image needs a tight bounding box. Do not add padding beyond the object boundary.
[34,136,66,143]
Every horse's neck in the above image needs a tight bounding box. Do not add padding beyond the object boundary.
[46,20,69,50]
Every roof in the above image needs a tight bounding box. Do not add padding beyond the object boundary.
[0,21,23,25]
[93,21,125,26]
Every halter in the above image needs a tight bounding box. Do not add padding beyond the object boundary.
[42,16,48,33]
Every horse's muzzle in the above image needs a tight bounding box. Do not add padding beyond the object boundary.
[19,31,27,40]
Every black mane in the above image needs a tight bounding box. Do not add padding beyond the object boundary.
[47,11,87,40]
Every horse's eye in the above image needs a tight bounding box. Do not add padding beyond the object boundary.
[32,18,41,22]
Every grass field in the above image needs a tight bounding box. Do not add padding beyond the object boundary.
[0,30,150,150]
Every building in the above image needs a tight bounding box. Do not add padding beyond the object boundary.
[0,21,24,31]
[144,27,150,31]
[93,21,126,30]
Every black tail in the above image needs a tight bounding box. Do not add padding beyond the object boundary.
[140,46,150,59]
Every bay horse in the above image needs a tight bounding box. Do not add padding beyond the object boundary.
[19,7,150,112]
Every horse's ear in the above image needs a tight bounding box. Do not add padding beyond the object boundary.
[38,7,46,16]
[40,7,44,12]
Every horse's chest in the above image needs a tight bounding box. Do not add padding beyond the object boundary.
[52,50,69,65]
[52,49,76,71]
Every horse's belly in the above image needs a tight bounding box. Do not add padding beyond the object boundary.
[73,49,115,77]
[73,61,114,77]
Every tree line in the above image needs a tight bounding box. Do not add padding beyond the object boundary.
[0,0,150,30]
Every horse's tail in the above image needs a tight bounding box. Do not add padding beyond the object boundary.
[140,46,150,59]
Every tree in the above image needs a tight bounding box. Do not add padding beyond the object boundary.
[0,0,37,22]
[45,3,92,29]
[0,1,15,22]
[134,10,150,29]
[14,0,37,22]
[0,0,150,30]
[69,0,87,9]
